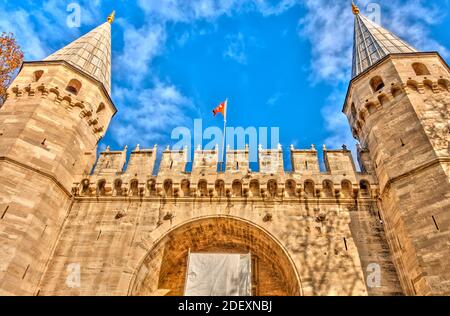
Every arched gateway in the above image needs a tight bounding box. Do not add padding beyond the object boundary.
[129,216,302,296]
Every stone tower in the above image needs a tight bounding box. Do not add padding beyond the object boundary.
[344,4,450,295]
[0,14,116,295]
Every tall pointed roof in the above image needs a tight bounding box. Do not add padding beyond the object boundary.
[44,15,113,93]
[351,3,417,78]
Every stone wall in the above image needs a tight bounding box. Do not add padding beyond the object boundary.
[0,62,116,295]
[344,52,450,295]
[35,145,402,296]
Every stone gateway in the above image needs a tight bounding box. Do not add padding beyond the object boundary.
[0,5,449,296]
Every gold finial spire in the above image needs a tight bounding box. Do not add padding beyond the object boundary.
[352,2,360,15]
[107,10,115,24]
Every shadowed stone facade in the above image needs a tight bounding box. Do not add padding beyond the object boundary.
[0,8,448,296]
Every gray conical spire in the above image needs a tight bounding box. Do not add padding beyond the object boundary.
[44,12,114,93]
[351,3,416,78]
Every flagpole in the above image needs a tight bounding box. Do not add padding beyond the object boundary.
[221,98,228,172]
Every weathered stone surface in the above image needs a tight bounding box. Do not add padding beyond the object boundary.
[2,14,450,297]
[344,52,450,295]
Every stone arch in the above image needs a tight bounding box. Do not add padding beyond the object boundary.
[215,179,225,197]
[407,79,419,92]
[377,93,389,106]
[267,179,278,198]
[412,62,430,76]
[130,179,139,196]
[249,179,260,197]
[198,179,208,197]
[232,179,243,197]
[66,79,82,95]
[128,215,303,296]
[147,179,156,196]
[285,179,296,197]
[369,76,385,92]
[359,179,371,197]
[350,102,357,121]
[81,179,90,195]
[423,79,434,92]
[97,179,106,196]
[180,179,190,197]
[340,180,353,198]
[437,78,449,91]
[304,180,315,197]
[114,179,123,196]
[96,102,105,113]
[163,179,173,197]
[322,180,334,198]
[33,70,44,82]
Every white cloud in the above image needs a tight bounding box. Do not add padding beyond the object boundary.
[0,9,48,60]
[137,0,298,22]
[115,20,167,83]
[224,32,247,64]
[266,92,283,107]
[253,0,298,16]
[110,82,198,146]
[298,0,449,155]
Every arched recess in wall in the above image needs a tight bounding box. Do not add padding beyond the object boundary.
[412,62,430,76]
[66,79,82,95]
[232,180,243,197]
[33,70,44,82]
[249,179,260,197]
[128,215,302,296]
[215,179,225,197]
[180,179,190,197]
[198,179,208,197]
[369,76,385,92]
[437,79,449,91]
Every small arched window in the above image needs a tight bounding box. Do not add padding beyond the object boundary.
[267,180,278,198]
[322,180,334,197]
[97,179,106,196]
[366,102,377,115]
[370,76,385,92]
[163,179,173,197]
[412,63,430,76]
[249,180,260,197]
[130,179,139,196]
[66,79,82,95]
[114,179,122,196]
[81,179,90,195]
[359,180,371,196]
[285,180,296,197]
[147,179,156,196]
[96,102,105,113]
[232,180,243,197]
[198,180,208,197]
[438,79,449,91]
[33,70,44,82]
[304,180,315,197]
[215,180,225,197]
[181,179,190,197]
[341,180,352,198]
[350,103,357,120]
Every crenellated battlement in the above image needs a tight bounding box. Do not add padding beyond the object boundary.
[72,144,379,200]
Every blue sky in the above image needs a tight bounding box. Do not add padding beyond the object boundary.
[1,0,449,170]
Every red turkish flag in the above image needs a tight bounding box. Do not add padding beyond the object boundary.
[212,99,227,119]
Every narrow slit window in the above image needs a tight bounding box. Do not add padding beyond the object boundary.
[432,215,440,231]
[1,205,9,219]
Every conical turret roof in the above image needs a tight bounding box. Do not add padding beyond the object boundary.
[45,20,112,93]
[352,5,417,77]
